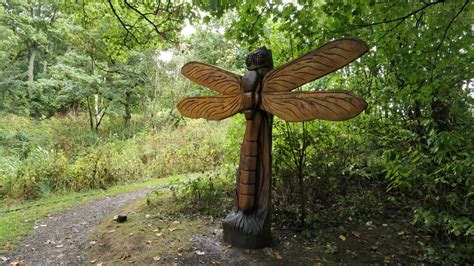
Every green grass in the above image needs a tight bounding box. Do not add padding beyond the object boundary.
[0,174,190,254]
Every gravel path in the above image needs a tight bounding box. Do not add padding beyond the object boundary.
[3,188,153,265]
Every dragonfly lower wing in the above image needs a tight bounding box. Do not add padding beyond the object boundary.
[177,94,242,121]
[261,91,367,122]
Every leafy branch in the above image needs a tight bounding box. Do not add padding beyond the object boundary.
[435,0,470,58]
[348,0,445,30]
[107,0,183,48]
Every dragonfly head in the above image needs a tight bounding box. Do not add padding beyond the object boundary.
[245,46,273,71]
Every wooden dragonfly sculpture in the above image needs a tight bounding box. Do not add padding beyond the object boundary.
[177,38,369,249]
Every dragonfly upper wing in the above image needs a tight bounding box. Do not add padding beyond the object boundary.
[177,95,242,121]
[262,38,369,93]
[261,91,367,122]
[181,61,242,95]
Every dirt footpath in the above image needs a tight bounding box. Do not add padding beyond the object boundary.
[3,189,153,266]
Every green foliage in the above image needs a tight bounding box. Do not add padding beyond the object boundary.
[167,165,235,217]
[0,0,473,263]
[0,114,228,200]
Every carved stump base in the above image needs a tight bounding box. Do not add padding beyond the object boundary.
[222,208,271,249]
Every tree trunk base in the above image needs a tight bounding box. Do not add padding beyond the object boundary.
[222,208,271,249]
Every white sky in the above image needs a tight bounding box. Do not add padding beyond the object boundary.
[158,22,196,63]
[181,23,196,36]
[158,50,173,63]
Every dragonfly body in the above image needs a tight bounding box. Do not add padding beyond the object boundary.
[238,48,274,212]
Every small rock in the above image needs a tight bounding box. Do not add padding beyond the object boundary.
[116,215,127,223]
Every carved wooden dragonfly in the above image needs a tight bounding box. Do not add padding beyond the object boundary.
[177,38,369,248]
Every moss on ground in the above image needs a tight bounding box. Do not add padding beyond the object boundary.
[86,193,208,264]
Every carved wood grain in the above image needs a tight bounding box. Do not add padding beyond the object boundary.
[181,61,242,95]
[238,112,261,212]
[176,95,242,120]
[262,90,367,122]
[262,38,369,93]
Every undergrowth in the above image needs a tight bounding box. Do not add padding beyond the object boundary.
[0,113,227,200]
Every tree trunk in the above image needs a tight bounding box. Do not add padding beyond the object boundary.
[298,167,306,226]
[27,45,37,118]
[124,90,132,127]
[86,97,94,131]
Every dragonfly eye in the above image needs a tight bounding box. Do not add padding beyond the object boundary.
[255,51,266,66]
[245,46,272,70]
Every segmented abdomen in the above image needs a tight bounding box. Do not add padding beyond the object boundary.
[238,113,259,211]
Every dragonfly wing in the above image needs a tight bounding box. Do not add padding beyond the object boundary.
[177,95,242,120]
[263,38,369,93]
[262,91,367,122]
[181,61,241,95]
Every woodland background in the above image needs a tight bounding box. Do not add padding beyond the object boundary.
[0,0,472,263]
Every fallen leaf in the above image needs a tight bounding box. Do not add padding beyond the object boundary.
[195,251,205,256]
[119,253,131,260]
[169,227,178,232]
[262,247,273,256]
[153,256,161,261]
[10,260,25,266]
[338,235,346,241]
[55,245,64,248]
[90,259,97,264]
[64,235,72,240]
[145,214,150,218]
[96,263,103,266]
[352,231,362,238]
[153,229,160,232]
[146,240,152,245]
[89,241,96,245]
[156,232,163,237]
[108,229,115,233]
[172,220,180,224]
[274,251,283,260]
